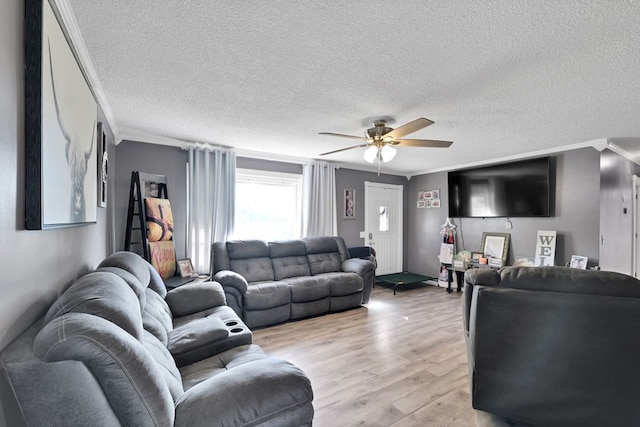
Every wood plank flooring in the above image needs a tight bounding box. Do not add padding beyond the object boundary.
[252,283,487,426]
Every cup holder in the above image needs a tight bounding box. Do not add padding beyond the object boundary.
[229,327,244,334]
[225,321,238,327]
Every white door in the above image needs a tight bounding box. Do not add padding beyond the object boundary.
[364,182,403,275]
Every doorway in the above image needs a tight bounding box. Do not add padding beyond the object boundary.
[364,182,403,275]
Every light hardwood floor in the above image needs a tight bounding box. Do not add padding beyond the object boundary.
[252,283,485,427]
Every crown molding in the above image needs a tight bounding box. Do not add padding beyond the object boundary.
[53,0,120,143]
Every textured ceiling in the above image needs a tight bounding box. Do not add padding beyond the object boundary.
[65,0,640,176]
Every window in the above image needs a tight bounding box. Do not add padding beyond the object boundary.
[232,169,302,241]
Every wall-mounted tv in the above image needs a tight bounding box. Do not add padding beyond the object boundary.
[448,156,551,218]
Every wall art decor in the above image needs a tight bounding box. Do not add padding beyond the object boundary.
[97,121,108,208]
[25,0,98,229]
[343,188,356,219]
[534,230,557,266]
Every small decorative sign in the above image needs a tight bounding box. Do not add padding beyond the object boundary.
[534,230,557,266]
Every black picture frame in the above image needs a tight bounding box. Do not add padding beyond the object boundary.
[25,0,98,229]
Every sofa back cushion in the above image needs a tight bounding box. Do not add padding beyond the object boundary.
[143,288,174,343]
[304,237,343,275]
[498,266,640,298]
[43,271,144,341]
[270,240,311,280]
[98,251,151,289]
[34,313,175,427]
[226,240,275,282]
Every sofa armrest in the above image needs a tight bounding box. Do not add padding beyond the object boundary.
[463,268,501,335]
[166,281,226,317]
[341,258,375,277]
[213,270,249,294]
[168,317,230,367]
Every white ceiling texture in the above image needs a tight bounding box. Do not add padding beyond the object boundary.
[63,0,640,177]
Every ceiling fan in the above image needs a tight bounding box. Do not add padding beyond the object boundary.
[318,117,452,173]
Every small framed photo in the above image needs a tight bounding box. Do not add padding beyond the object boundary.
[177,259,197,277]
[471,252,483,261]
[570,255,588,269]
[430,199,441,208]
[417,200,426,208]
[514,256,535,267]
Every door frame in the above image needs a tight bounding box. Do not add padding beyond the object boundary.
[364,181,403,274]
[633,175,639,278]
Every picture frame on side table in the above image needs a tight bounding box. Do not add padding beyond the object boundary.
[25,0,98,229]
[570,255,588,269]
[343,188,356,219]
[177,259,197,277]
[481,232,511,265]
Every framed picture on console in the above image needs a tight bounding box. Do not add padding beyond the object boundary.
[481,232,510,265]
[177,259,197,277]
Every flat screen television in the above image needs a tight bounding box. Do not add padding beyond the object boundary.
[448,157,551,218]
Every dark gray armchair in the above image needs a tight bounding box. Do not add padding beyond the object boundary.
[464,266,640,427]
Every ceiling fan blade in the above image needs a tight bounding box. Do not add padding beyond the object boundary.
[383,117,434,139]
[394,139,453,148]
[319,132,367,141]
[319,143,370,156]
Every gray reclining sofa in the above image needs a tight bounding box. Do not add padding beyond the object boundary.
[464,266,640,426]
[0,251,313,426]
[212,236,376,328]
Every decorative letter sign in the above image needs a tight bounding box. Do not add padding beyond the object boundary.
[535,230,557,266]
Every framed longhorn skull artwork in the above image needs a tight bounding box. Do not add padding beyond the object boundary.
[25,0,98,229]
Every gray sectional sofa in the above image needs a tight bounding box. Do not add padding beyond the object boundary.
[0,251,313,426]
[212,237,376,328]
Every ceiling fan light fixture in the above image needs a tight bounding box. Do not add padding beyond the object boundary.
[363,146,378,163]
[380,145,397,162]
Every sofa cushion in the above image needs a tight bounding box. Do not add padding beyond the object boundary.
[244,281,291,310]
[269,240,306,258]
[175,346,313,427]
[307,252,343,276]
[34,313,175,427]
[144,288,174,336]
[142,330,184,401]
[95,266,147,309]
[43,271,144,340]
[315,272,364,296]
[98,251,151,288]
[285,276,330,302]
[229,257,275,283]
[227,240,270,259]
[498,266,640,298]
[272,256,311,281]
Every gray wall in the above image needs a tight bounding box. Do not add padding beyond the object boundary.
[405,148,602,277]
[115,140,188,258]
[1,1,115,423]
[599,149,640,274]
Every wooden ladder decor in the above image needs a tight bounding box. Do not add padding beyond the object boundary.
[124,171,169,261]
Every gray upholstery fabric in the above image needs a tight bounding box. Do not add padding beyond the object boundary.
[227,240,270,259]
[98,251,151,290]
[2,251,314,427]
[307,252,343,275]
[229,257,275,282]
[34,313,175,427]
[213,270,248,293]
[272,256,311,281]
[285,276,328,302]
[213,236,375,327]
[43,271,144,340]
[168,317,229,367]
[175,357,313,427]
[466,267,640,426]
[95,266,147,309]
[147,262,168,298]
[143,330,185,401]
[244,281,291,310]
[166,281,226,317]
